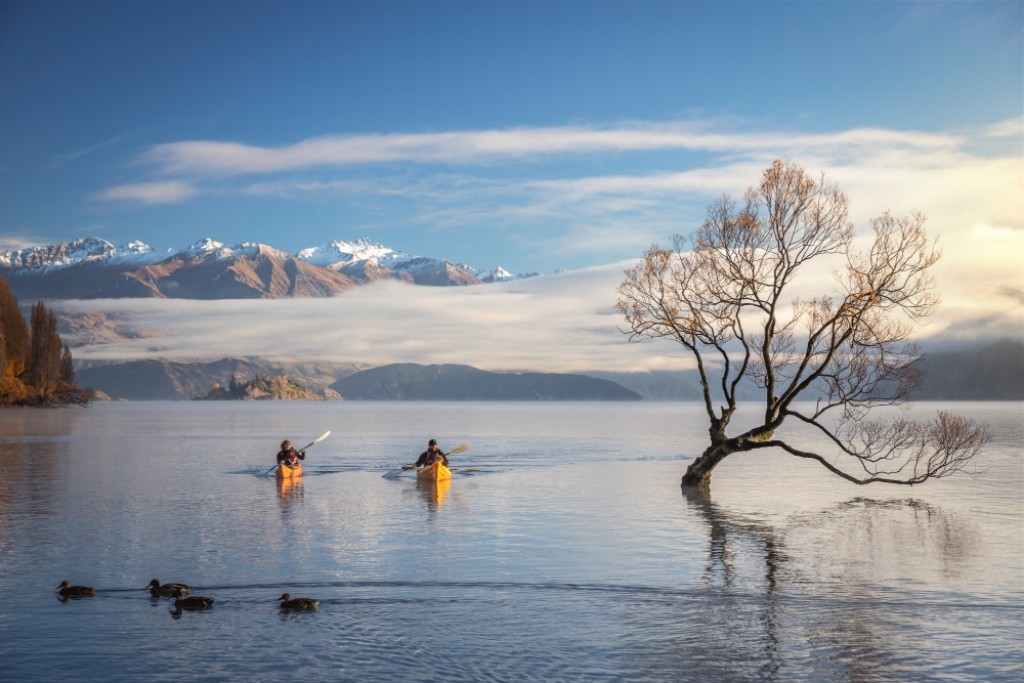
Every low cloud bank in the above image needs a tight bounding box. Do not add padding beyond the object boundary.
[59,257,1023,373]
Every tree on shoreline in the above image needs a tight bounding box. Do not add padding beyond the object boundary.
[617,160,989,490]
[0,275,91,406]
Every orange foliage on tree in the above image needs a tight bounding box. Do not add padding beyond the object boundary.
[0,275,91,406]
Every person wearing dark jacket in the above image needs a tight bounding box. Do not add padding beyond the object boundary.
[276,440,306,467]
[415,439,448,467]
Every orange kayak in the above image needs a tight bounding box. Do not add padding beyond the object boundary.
[416,461,451,482]
[277,462,303,479]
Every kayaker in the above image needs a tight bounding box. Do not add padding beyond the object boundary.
[276,440,306,467]
[415,439,448,467]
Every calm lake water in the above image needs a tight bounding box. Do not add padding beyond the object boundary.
[0,401,1020,682]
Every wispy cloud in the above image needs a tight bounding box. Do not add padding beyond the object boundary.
[49,135,127,170]
[92,180,201,205]
[984,116,1024,138]
[0,234,56,252]
[133,123,962,177]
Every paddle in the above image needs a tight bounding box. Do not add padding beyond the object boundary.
[384,444,470,477]
[265,430,331,475]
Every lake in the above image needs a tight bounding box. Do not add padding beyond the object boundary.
[0,401,1020,682]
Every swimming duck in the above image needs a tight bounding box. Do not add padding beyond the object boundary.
[147,579,189,597]
[279,593,319,610]
[171,587,214,610]
[57,580,96,598]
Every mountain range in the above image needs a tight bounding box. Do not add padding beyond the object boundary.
[0,236,529,300]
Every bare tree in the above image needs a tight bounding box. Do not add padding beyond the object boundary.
[617,160,989,489]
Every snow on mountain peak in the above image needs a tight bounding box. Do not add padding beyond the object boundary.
[177,239,284,261]
[183,238,225,256]
[486,266,514,282]
[296,238,396,267]
[0,237,168,270]
[1,235,536,284]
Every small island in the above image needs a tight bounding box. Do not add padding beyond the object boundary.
[194,374,334,401]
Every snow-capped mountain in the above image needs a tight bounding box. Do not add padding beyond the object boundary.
[0,237,170,271]
[479,266,516,283]
[295,238,516,283]
[0,236,531,300]
[296,238,397,267]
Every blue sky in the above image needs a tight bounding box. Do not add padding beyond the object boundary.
[2,0,1020,271]
[2,1,1022,371]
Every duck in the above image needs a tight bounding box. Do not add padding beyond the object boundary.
[278,593,319,610]
[147,579,189,597]
[57,580,96,598]
[171,587,214,610]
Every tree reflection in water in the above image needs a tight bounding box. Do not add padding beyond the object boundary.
[683,486,786,681]
[619,487,981,682]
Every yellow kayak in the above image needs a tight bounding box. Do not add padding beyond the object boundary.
[277,462,303,479]
[416,461,451,482]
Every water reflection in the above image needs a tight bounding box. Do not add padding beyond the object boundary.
[665,487,984,683]
[417,477,451,507]
[682,487,787,590]
[0,441,61,578]
[170,604,215,620]
[277,476,303,501]
[681,486,785,681]
[825,497,980,579]
[0,440,60,513]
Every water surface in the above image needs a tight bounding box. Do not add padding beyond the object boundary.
[0,401,1020,682]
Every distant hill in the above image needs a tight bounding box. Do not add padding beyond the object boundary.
[587,369,760,401]
[75,358,356,401]
[591,338,1024,401]
[333,363,643,401]
[909,338,1024,400]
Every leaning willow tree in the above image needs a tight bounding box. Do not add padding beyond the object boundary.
[617,160,989,490]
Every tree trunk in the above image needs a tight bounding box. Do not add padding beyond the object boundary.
[681,442,735,490]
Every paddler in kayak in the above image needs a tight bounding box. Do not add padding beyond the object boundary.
[415,439,449,467]
[276,440,306,467]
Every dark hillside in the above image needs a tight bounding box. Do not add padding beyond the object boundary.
[331,363,642,401]
[911,339,1024,400]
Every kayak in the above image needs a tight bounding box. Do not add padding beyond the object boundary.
[277,462,303,479]
[416,461,451,482]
